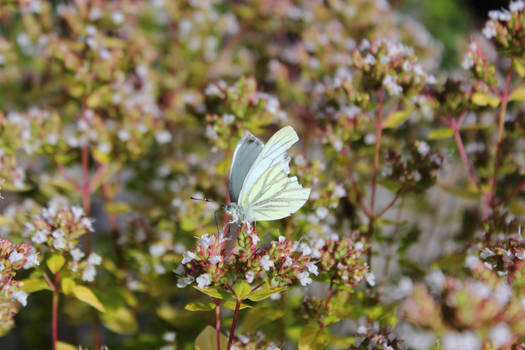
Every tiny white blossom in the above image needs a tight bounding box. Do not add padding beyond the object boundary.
[53,237,66,250]
[250,234,260,246]
[245,270,255,283]
[316,206,329,219]
[222,113,235,124]
[71,206,84,220]
[297,271,312,286]
[260,255,274,271]
[176,275,194,288]
[150,243,166,258]
[182,251,196,264]
[306,262,318,276]
[24,253,39,268]
[365,272,376,287]
[111,11,124,24]
[482,21,497,39]
[81,217,94,232]
[510,1,525,12]
[198,234,214,249]
[299,243,312,256]
[155,130,172,144]
[173,264,185,275]
[196,273,211,288]
[278,235,286,243]
[82,264,97,282]
[283,256,293,268]
[13,290,28,306]
[87,252,102,265]
[489,324,511,348]
[163,332,176,342]
[209,255,221,265]
[417,141,430,156]
[382,74,402,96]
[70,248,85,262]
[32,230,49,244]
[154,263,166,274]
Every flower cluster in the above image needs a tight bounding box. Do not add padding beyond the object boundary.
[482,1,525,56]
[0,238,39,335]
[317,236,368,289]
[350,325,406,350]
[175,226,320,290]
[25,205,101,282]
[229,332,280,350]
[402,250,525,349]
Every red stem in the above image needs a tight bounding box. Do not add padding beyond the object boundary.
[494,179,525,207]
[52,272,59,350]
[226,300,241,350]
[376,187,405,218]
[215,304,221,350]
[81,144,91,253]
[451,115,481,193]
[370,88,384,217]
[489,64,513,209]
[55,161,80,191]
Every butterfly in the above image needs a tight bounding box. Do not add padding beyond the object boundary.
[225,126,310,224]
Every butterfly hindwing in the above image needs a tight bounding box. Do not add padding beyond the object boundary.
[242,162,310,221]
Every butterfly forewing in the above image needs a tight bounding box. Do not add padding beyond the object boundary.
[229,133,264,203]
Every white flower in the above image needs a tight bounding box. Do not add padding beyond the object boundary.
[417,141,430,156]
[443,331,481,350]
[260,255,274,271]
[155,130,172,144]
[482,21,497,39]
[81,217,94,232]
[163,332,176,342]
[209,255,221,265]
[176,275,194,288]
[117,129,130,141]
[480,247,496,259]
[510,1,525,12]
[53,237,66,250]
[154,263,166,274]
[306,262,319,276]
[196,273,211,288]
[111,11,124,24]
[13,290,28,306]
[365,272,376,287]
[82,264,97,282]
[363,53,376,65]
[149,243,166,258]
[71,206,84,220]
[8,251,24,263]
[282,256,293,268]
[87,252,102,265]
[316,206,329,220]
[173,264,185,275]
[297,271,312,286]
[278,235,286,243]
[489,324,511,348]
[382,74,402,96]
[182,251,196,264]
[70,248,85,262]
[204,84,221,97]
[333,184,346,198]
[24,252,39,268]
[250,234,260,246]
[267,343,280,350]
[197,234,214,249]
[245,271,255,283]
[222,113,235,124]
[299,243,312,256]
[465,255,480,269]
[52,229,65,239]
[355,242,364,250]
[329,234,339,242]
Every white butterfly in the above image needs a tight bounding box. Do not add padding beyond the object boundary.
[225,126,310,223]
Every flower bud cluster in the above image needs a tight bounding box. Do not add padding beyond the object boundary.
[317,235,368,289]
[350,324,406,350]
[382,142,442,193]
[483,1,525,56]
[204,77,287,152]
[25,205,101,281]
[175,226,320,290]
[461,42,497,86]
[402,249,525,349]
[0,238,39,335]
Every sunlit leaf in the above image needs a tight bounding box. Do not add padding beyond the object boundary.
[101,306,138,334]
[195,325,227,350]
[21,278,51,293]
[185,302,215,311]
[47,254,65,274]
[246,286,286,302]
[383,109,412,129]
[72,286,106,312]
[471,92,500,107]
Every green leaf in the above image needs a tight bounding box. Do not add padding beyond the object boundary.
[223,300,252,310]
[232,281,252,300]
[195,325,227,350]
[510,87,525,102]
[185,302,215,311]
[514,60,525,77]
[193,286,230,300]
[56,341,77,350]
[383,110,412,129]
[100,306,138,334]
[21,278,51,293]
[47,254,65,274]
[298,324,321,350]
[61,278,76,295]
[72,286,106,312]
[239,307,284,333]
[246,286,286,302]
[471,92,500,107]
[428,128,454,140]
[104,202,132,215]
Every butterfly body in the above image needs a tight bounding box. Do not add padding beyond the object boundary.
[226,126,310,223]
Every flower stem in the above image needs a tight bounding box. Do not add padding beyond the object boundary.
[227,299,241,350]
[52,272,59,350]
[215,303,221,350]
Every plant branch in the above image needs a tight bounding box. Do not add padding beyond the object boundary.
[376,186,406,218]
[494,178,525,207]
[215,302,221,350]
[227,299,241,350]
[450,115,481,193]
[489,64,513,208]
